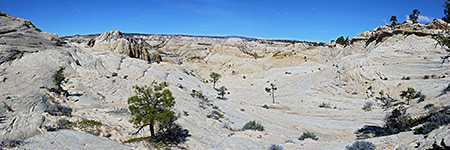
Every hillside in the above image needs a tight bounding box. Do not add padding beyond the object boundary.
[1,11,450,149]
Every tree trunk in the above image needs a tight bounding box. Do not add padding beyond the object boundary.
[149,123,155,137]
[213,82,216,89]
[272,92,275,103]
[221,94,224,99]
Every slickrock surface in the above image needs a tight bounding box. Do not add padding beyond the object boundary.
[1,11,449,149]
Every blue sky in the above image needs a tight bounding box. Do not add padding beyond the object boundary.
[1,0,446,42]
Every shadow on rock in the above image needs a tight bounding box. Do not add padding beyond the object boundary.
[355,125,385,140]
[155,115,191,147]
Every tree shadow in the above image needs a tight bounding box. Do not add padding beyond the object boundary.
[355,125,385,140]
[155,115,190,148]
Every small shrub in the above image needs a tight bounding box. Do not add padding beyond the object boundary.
[0,139,23,148]
[75,120,102,135]
[178,84,184,89]
[240,108,245,111]
[383,106,410,135]
[423,75,430,79]
[123,75,128,79]
[268,144,283,150]
[362,102,374,111]
[262,104,269,109]
[207,110,224,120]
[2,102,13,112]
[124,136,153,143]
[319,102,331,108]
[414,111,450,134]
[242,120,264,131]
[298,131,318,140]
[401,76,411,80]
[345,141,376,150]
[190,90,205,100]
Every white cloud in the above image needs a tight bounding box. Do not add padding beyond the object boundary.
[418,15,434,22]
[405,15,434,23]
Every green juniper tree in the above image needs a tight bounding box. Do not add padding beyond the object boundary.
[400,87,416,105]
[128,82,175,137]
[51,67,68,94]
[335,36,349,45]
[209,72,221,89]
[409,9,420,23]
[443,0,450,22]
[390,16,398,26]
[265,83,278,103]
[217,86,229,99]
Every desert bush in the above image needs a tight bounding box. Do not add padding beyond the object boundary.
[362,102,374,111]
[319,102,331,108]
[190,90,205,100]
[414,111,450,134]
[298,131,318,140]
[207,110,224,120]
[268,144,283,150]
[345,141,376,150]
[178,84,184,89]
[242,120,264,131]
[383,106,410,135]
[0,139,23,148]
[45,103,72,117]
[124,136,154,143]
[401,76,411,80]
[262,104,269,109]
[2,102,13,112]
[75,120,102,135]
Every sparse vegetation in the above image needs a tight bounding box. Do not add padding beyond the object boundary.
[178,84,184,89]
[217,86,229,99]
[390,15,398,26]
[2,102,13,112]
[268,144,283,150]
[0,139,23,149]
[207,110,224,120]
[124,136,153,143]
[362,101,374,111]
[262,104,269,109]
[400,87,416,105]
[210,72,221,89]
[190,90,205,100]
[242,120,265,131]
[383,106,410,135]
[409,9,420,23]
[346,141,376,150]
[444,0,450,22]
[50,67,68,95]
[265,83,277,103]
[335,36,349,45]
[75,120,102,135]
[128,82,175,137]
[414,109,450,134]
[319,102,331,108]
[298,131,318,140]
